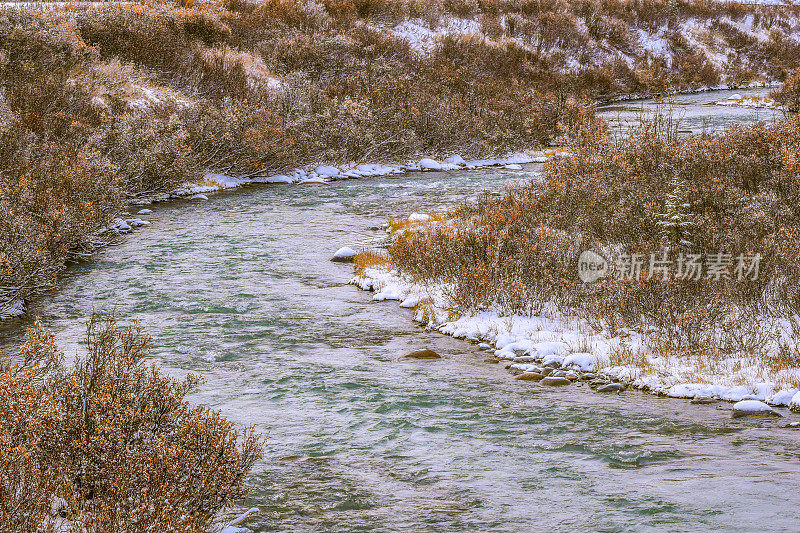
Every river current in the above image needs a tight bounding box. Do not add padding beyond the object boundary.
[1,89,797,532]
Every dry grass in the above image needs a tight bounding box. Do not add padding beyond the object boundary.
[387,111,800,373]
[353,250,393,275]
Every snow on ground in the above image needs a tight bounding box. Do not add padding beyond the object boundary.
[352,262,800,410]
[131,149,551,206]
[715,94,778,108]
[381,17,481,55]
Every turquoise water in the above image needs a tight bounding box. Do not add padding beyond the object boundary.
[1,90,799,531]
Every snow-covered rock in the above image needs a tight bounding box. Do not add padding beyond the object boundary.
[373,285,403,301]
[400,294,422,308]
[315,165,340,178]
[331,247,357,263]
[137,209,153,215]
[110,218,132,232]
[767,389,797,407]
[790,391,800,413]
[419,158,443,171]
[504,164,523,170]
[732,399,779,418]
[189,194,209,200]
[446,155,466,166]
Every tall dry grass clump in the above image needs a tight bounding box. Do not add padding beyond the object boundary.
[0,314,263,532]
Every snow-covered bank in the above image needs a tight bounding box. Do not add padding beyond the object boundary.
[714,93,779,109]
[599,80,779,105]
[130,150,551,206]
[351,251,800,416]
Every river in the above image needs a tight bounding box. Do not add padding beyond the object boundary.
[1,89,798,532]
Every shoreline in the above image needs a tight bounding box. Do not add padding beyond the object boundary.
[350,259,800,419]
[596,80,780,105]
[0,148,553,322]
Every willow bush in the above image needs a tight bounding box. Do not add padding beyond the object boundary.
[0,315,263,532]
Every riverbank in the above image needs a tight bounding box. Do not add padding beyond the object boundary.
[351,255,800,417]
[0,146,552,321]
[347,113,800,421]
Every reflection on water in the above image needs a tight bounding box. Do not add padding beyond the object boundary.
[2,90,799,531]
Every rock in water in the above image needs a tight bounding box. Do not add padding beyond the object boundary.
[540,377,571,386]
[732,399,781,418]
[331,247,357,263]
[596,383,626,393]
[515,372,544,381]
[403,349,441,360]
[790,391,800,413]
[690,397,719,405]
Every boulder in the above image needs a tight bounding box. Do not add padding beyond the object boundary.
[419,158,443,171]
[790,391,800,413]
[732,399,781,418]
[596,383,626,393]
[403,349,442,360]
[331,247,357,263]
[540,376,572,386]
[690,397,719,405]
[315,165,340,177]
[515,372,545,381]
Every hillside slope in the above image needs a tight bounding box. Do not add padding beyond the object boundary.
[2,0,800,317]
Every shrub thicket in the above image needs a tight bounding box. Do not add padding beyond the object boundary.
[3,0,800,313]
[0,315,263,532]
[389,113,800,363]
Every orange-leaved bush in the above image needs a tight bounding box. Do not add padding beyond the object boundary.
[0,315,263,532]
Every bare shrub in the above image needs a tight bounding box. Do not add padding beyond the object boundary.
[0,315,263,532]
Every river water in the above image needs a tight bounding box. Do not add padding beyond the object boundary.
[1,90,798,532]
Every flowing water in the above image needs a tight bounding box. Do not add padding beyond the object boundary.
[1,90,799,532]
[599,86,783,136]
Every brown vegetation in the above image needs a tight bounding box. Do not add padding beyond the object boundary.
[0,315,263,532]
[3,0,800,314]
[389,112,800,361]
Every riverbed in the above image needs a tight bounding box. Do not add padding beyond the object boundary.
[1,89,798,531]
